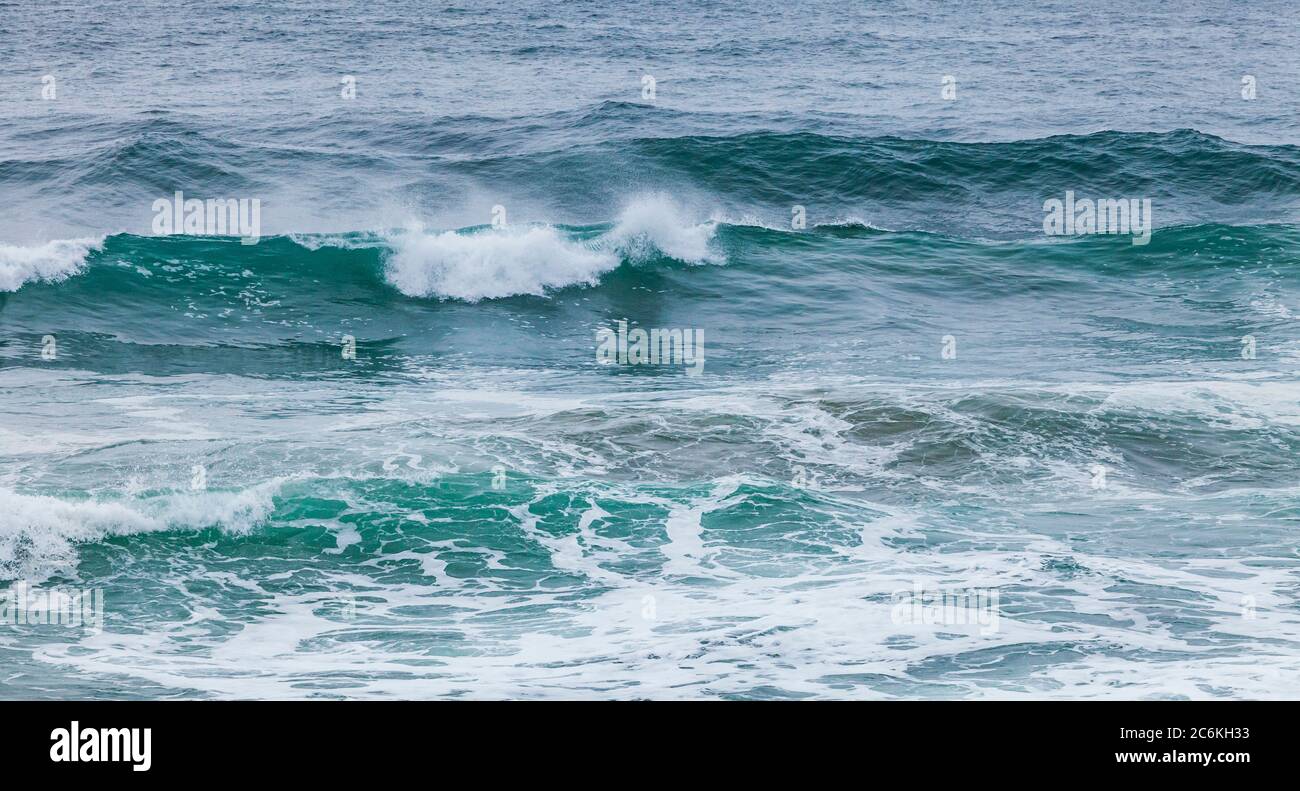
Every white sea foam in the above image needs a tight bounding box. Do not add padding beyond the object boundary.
[0,481,285,581]
[606,193,720,264]
[386,224,618,301]
[27,479,1300,699]
[383,195,719,301]
[0,237,103,292]
[709,212,891,233]
[287,231,385,251]
[5,374,1298,698]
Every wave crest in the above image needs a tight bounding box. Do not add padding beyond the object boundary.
[0,483,283,581]
[607,194,720,264]
[383,195,720,301]
[385,225,617,301]
[0,237,104,292]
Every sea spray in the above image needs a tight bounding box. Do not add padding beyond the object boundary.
[383,195,720,301]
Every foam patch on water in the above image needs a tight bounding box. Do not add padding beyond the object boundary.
[383,195,719,301]
[0,237,103,292]
[23,476,1300,699]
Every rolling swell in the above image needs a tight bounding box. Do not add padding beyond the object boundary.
[454,127,1300,231]
[5,122,1300,240]
[2,217,1294,381]
[3,217,1295,299]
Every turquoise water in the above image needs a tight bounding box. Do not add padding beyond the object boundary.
[1,1,1299,698]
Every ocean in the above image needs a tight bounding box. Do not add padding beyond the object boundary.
[1,0,1299,699]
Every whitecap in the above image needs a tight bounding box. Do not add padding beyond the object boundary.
[382,194,721,301]
[0,237,104,292]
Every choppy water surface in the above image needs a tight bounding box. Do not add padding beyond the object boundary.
[1,0,1299,698]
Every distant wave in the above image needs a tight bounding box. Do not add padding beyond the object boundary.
[5,123,1300,245]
